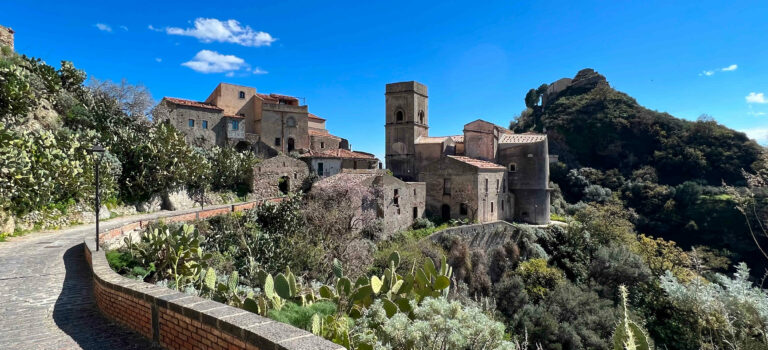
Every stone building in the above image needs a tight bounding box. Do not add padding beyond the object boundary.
[302,149,380,178]
[385,81,550,224]
[159,83,348,154]
[312,170,425,235]
[0,25,14,51]
[252,154,310,199]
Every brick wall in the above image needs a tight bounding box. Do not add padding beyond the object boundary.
[84,199,340,350]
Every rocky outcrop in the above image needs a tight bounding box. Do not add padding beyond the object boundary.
[0,210,14,236]
[162,189,197,211]
[541,68,609,107]
[136,194,162,213]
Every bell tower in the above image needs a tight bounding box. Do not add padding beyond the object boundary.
[385,81,429,181]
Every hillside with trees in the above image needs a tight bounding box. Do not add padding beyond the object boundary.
[512,68,768,277]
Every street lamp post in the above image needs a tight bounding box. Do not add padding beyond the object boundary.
[88,144,105,251]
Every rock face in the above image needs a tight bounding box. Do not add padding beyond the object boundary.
[79,205,111,223]
[541,68,609,107]
[136,194,163,213]
[0,210,14,236]
[162,189,196,211]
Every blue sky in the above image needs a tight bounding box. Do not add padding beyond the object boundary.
[3,0,767,160]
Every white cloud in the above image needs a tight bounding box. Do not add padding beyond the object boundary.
[165,18,276,47]
[182,50,247,73]
[699,64,738,76]
[252,67,268,75]
[120,25,128,31]
[148,24,162,32]
[95,23,112,32]
[741,127,768,144]
[746,92,767,104]
[155,58,162,63]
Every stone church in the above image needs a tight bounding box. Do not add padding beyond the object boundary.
[385,81,550,224]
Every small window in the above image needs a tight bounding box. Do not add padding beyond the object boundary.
[496,179,500,192]
[188,119,195,127]
[485,178,489,193]
[491,202,494,213]
[320,142,325,149]
[202,120,208,129]
[317,162,324,175]
[418,110,424,124]
[413,188,417,196]
[239,91,245,99]
[275,138,281,146]
[443,178,451,195]
[353,161,358,170]
[396,110,403,122]
[509,163,517,172]
[501,200,504,211]
[460,203,468,215]
[413,207,418,219]
[394,189,399,206]
[294,172,298,179]
[286,116,296,127]
[231,120,239,130]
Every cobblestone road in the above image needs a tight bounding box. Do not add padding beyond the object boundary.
[0,210,197,349]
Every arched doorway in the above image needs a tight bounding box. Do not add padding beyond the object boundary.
[279,176,290,194]
[235,141,250,152]
[441,204,451,221]
[287,138,295,152]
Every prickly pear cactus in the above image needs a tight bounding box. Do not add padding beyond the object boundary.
[613,285,653,350]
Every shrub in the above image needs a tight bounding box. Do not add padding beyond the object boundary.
[352,297,515,350]
[515,258,564,301]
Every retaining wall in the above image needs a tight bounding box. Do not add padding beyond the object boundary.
[83,199,343,350]
[428,220,521,250]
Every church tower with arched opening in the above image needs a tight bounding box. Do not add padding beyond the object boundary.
[385,81,429,181]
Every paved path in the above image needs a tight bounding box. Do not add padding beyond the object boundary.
[0,206,232,349]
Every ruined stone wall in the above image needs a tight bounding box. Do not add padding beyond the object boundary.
[252,155,309,198]
[309,134,341,151]
[429,220,519,251]
[0,25,13,51]
[497,140,550,224]
[376,176,425,235]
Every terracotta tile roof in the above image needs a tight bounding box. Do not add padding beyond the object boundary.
[308,113,326,121]
[447,155,505,170]
[255,93,279,103]
[499,133,548,144]
[224,114,246,119]
[304,149,377,160]
[269,93,299,102]
[449,135,464,143]
[163,97,223,111]
[313,172,379,189]
[309,129,342,140]
[415,136,448,144]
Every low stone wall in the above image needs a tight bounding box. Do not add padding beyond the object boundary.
[428,220,521,250]
[83,199,342,350]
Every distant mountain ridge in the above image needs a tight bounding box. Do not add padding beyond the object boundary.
[512,68,763,186]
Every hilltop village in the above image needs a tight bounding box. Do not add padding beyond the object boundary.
[161,81,551,230]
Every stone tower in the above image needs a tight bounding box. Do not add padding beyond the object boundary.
[385,81,429,181]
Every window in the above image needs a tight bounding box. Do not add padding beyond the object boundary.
[396,110,403,122]
[275,138,281,146]
[460,203,468,215]
[188,119,195,127]
[320,142,325,149]
[485,178,489,193]
[443,178,451,195]
[239,91,245,99]
[503,180,506,193]
[413,207,418,219]
[394,189,399,206]
[294,172,298,179]
[509,163,517,172]
[286,116,296,127]
[353,161,357,170]
[317,162,324,176]
[496,179,499,192]
[419,110,425,124]
[413,188,417,196]
[231,120,239,130]
[202,120,208,129]
[287,138,295,152]
[501,200,504,212]
[491,202,494,213]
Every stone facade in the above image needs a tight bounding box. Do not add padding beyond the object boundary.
[252,155,309,199]
[312,170,426,236]
[161,83,348,154]
[0,25,13,51]
[384,81,550,224]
